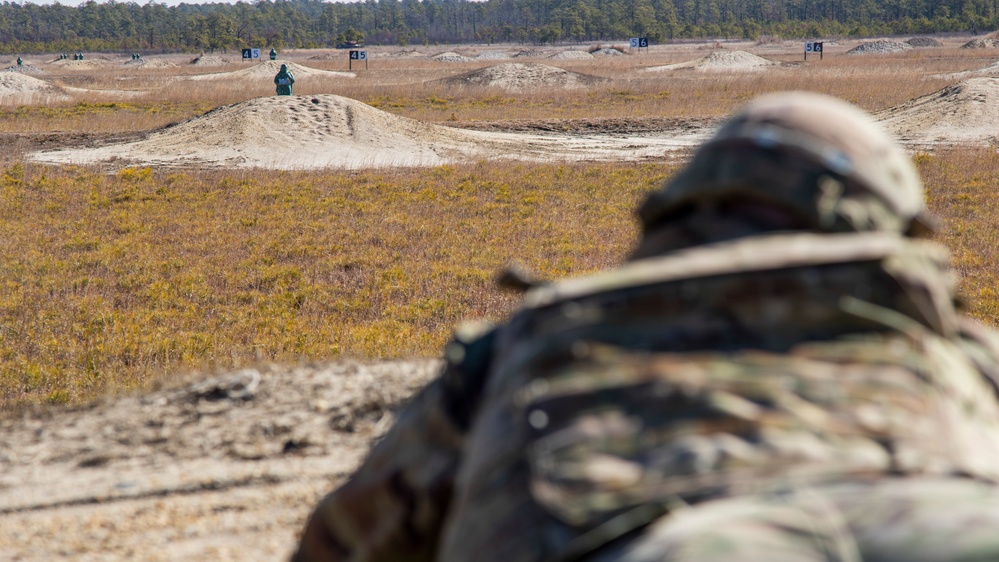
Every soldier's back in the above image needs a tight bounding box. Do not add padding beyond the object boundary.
[438,232,999,562]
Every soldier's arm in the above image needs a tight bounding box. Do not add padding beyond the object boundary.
[293,325,496,562]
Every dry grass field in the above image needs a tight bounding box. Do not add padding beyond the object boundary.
[5,35,999,562]
[3,37,999,408]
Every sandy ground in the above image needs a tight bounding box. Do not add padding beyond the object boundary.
[644,50,779,72]
[878,77,999,147]
[187,60,355,81]
[0,72,71,104]
[28,93,711,169]
[437,62,608,92]
[0,360,439,562]
[0,70,148,104]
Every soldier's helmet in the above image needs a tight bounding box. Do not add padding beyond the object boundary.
[638,92,929,237]
[280,63,288,71]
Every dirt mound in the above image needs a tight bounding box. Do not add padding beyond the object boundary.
[548,50,594,60]
[646,50,777,72]
[125,58,177,68]
[932,59,999,80]
[0,64,43,74]
[962,38,999,48]
[440,62,606,92]
[847,40,912,54]
[380,49,425,58]
[190,55,230,66]
[188,60,354,81]
[0,360,439,561]
[513,49,548,58]
[49,59,112,69]
[878,78,999,147]
[29,94,711,169]
[431,51,473,62]
[590,47,625,56]
[0,73,69,103]
[475,51,512,60]
[906,36,943,47]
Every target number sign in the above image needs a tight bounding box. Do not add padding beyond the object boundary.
[805,42,823,52]
[349,50,367,60]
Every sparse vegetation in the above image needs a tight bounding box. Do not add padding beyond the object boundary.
[4,44,999,410]
[0,161,664,407]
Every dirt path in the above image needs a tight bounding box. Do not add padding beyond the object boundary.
[0,360,439,561]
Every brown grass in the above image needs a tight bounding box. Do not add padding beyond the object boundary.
[4,43,999,409]
[918,148,999,322]
[0,161,664,407]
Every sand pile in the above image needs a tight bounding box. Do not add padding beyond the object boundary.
[906,36,943,47]
[878,78,999,147]
[188,60,354,81]
[962,38,999,48]
[931,59,999,80]
[439,63,606,92]
[432,51,473,62]
[125,59,177,68]
[475,51,511,60]
[1,64,43,74]
[513,49,548,58]
[50,59,112,69]
[29,94,710,169]
[381,50,425,58]
[646,50,777,72]
[548,50,594,60]
[590,48,625,56]
[190,55,230,66]
[0,73,69,103]
[847,40,912,54]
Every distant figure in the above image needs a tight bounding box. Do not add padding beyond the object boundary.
[270,48,278,61]
[16,57,22,66]
[274,63,295,96]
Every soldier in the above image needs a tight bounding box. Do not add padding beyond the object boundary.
[294,92,999,562]
[275,63,295,96]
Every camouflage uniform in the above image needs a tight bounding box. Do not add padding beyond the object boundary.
[294,93,999,562]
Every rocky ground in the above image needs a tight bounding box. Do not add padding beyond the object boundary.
[0,360,439,561]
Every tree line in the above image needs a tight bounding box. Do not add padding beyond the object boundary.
[0,0,993,55]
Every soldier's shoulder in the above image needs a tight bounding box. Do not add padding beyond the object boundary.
[523,232,947,310]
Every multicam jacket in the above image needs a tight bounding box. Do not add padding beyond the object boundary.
[301,232,999,562]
